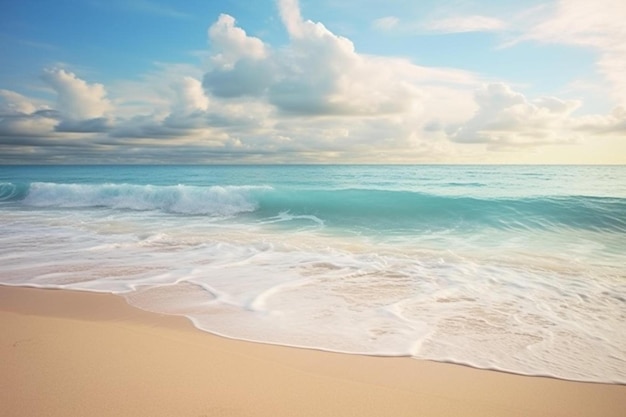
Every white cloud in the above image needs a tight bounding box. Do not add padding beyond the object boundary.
[208,14,267,69]
[448,81,625,157]
[0,70,117,140]
[41,68,112,120]
[277,0,305,38]
[0,0,480,163]
[0,111,59,138]
[0,90,58,139]
[451,83,582,147]
[170,77,209,114]
[204,14,274,98]
[0,90,41,114]
[574,106,626,134]
[204,1,477,118]
[519,0,626,105]
[109,62,204,117]
[3,0,624,164]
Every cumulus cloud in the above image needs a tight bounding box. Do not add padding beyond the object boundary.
[450,82,625,153]
[41,68,112,120]
[0,0,485,163]
[55,117,112,133]
[111,65,274,143]
[574,106,626,134]
[203,14,273,98]
[0,90,58,139]
[268,3,384,115]
[0,111,59,138]
[2,0,623,164]
[451,83,582,147]
[204,59,274,98]
[203,0,474,118]
[277,0,305,38]
[208,14,267,69]
[170,76,209,114]
[270,0,421,115]
[0,90,40,115]
[0,70,116,145]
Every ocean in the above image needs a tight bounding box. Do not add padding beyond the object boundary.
[1,164,625,383]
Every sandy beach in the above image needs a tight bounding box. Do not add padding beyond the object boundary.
[1,285,625,417]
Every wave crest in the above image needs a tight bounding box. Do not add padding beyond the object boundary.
[22,182,270,216]
[12,182,626,232]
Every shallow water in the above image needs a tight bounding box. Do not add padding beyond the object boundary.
[1,164,625,383]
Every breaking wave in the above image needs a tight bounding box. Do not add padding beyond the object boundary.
[8,181,626,232]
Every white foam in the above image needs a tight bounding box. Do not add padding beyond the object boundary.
[1,205,625,383]
[260,211,325,227]
[22,182,270,216]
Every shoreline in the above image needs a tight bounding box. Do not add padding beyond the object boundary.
[2,285,625,417]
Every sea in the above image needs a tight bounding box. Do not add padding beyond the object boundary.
[0,164,624,383]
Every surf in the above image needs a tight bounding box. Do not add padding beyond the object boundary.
[18,182,269,216]
[9,181,626,233]
[1,164,625,384]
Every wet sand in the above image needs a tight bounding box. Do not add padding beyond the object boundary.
[1,285,625,417]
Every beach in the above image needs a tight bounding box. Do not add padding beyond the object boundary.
[2,0,626,410]
[2,285,625,417]
[2,165,625,383]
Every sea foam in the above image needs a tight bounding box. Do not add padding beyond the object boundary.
[22,182,270,216]
[1,165,625,384]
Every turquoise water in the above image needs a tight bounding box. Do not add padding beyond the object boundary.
[1,165,625,382]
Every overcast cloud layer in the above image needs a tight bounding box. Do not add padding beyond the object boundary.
[0,0,625,164]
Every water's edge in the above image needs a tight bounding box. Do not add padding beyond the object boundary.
[3,282,623,386]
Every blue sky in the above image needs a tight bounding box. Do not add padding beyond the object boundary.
[0,0,624,163]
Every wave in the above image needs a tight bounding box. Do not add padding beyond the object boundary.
[0,182,28,201]
[18,182,269,216]
[257,188,626,233]
[6,182,626,232]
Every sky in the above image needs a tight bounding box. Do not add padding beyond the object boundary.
[0,0,625,164]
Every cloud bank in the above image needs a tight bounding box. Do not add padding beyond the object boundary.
[451,83,582,148]
[0,0,624,164]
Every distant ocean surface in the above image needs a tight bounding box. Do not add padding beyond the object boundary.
[1,165,625,383]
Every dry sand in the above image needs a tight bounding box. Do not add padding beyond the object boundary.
[1,285,625,417]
